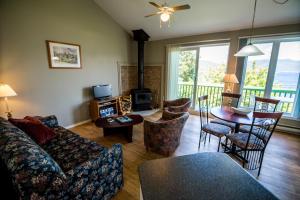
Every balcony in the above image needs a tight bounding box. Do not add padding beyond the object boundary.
[178,83,297,114]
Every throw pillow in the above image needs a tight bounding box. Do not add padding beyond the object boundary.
[9,117,56,145]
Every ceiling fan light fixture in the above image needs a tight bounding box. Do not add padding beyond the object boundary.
[160,12,170,22]
[234,43,264,57]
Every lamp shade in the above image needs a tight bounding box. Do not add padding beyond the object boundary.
[0,84,17,97]
[234,43,264,57]
[223,74,239,84]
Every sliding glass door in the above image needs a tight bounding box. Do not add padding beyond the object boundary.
[271,40,300,116]
[195,45,229,108]
[240,36,300,118]
[241,43,273,107]
[177,43,229,110]
[177,48,198,106]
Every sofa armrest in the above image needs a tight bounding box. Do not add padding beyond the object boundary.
[66,144,123,199]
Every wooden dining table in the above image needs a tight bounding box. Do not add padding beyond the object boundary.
[210,106,254,133]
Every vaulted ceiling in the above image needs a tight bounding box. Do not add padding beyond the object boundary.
[94,0,300,41]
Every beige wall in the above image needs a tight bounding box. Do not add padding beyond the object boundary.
[0,0,132,126]
[138,24,300,66]
[139,23,300,129]
[133,23,300,97]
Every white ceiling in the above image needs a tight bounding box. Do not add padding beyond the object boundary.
[94,0,300,41]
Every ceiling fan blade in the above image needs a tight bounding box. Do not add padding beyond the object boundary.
[145,13,159,17]
[172,4,191,11]
[149,2,162,9]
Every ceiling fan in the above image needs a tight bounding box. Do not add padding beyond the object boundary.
[145,1,191,26]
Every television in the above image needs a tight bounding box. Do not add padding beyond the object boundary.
[92,84,112,100]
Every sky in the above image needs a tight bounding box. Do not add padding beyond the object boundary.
[250,41,300,61]
[198,44,229,64]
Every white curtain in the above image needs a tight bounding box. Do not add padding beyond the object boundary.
[165,45,180,100]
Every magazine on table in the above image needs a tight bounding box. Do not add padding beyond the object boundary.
[116,116,133,123]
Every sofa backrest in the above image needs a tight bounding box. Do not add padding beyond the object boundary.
[0,117,67,199]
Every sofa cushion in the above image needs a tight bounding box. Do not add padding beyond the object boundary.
[0,117,67,199]
[9,117,56,145]
[42,126,107,172]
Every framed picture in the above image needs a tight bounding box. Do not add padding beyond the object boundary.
[46,40,82,69]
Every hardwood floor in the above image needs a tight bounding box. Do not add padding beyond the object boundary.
[71,112,300,200]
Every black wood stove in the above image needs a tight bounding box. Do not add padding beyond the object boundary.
[131,29,152,111]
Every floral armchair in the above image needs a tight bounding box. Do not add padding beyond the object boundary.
[163,98,191,113]
[144,110,189,156]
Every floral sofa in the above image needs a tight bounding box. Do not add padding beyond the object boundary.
[0,115,123,200]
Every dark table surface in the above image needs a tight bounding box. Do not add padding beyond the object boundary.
[210,106,253,125]
[139,153,279,200]
[95,114,143,128]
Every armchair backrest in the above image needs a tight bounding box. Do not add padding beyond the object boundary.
[161,110,188,121]
[163,98,191,107]
[143,111,189,156]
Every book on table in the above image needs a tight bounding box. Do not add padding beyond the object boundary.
[116,116,133,123]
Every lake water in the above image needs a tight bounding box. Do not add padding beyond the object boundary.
[274,72,299,90]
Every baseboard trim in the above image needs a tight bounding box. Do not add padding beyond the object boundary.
[65,119,91,129]
[276,125,300,135]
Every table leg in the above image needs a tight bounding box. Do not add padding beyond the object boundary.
[234,123,240,133]
[102,126,133,143]
[125,126,133,142]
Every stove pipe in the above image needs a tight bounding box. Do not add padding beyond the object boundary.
[132,29,150,89]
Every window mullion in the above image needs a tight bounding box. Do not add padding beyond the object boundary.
[192,47,200,109]
[264,41,280,98]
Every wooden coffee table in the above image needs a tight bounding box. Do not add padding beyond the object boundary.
[95,114,143,142]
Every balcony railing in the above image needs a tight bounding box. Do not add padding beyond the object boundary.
[178,83,296,114]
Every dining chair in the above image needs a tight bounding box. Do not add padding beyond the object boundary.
[253,96,280,112]
[210,92,242,131]
[226,111,283,176]
[198,95,231,152]
[240,96,280,133]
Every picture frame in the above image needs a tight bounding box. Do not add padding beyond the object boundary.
[46,40,82,69]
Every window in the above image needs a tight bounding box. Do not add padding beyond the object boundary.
[176,43,230,109]
[240,36,300,118]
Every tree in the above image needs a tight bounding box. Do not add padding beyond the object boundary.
[244,61,269,88]
[178,51,195,83]
[204,64,226,84]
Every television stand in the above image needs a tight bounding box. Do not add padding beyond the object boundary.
[90,97,119,121]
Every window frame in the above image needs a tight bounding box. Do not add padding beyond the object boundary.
[240,35,300,119]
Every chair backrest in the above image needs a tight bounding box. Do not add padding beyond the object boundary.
[221,92,241,108]
[246,112,283,150]
[254,96,280,112]
[198,95,209,129]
